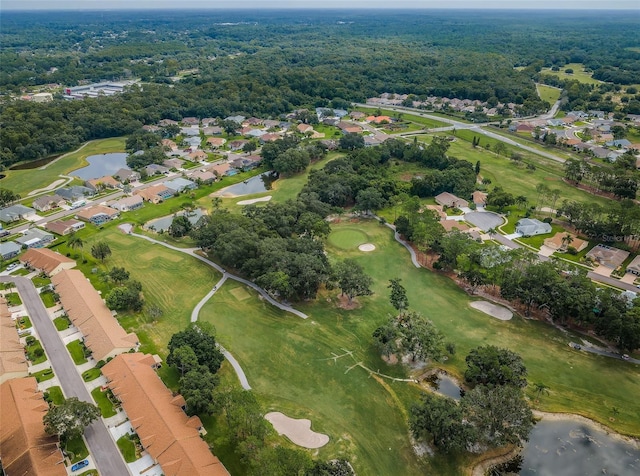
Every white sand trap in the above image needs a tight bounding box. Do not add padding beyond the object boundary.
[237,195,272,205]
[470,301,512,321]
[265,412,329,449]
[358,243,376,252]
[28,179,66,196]
[118,223,133,234]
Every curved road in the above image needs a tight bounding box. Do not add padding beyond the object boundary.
[0,276,131,476]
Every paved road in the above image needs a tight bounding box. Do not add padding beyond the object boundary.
[587,271,640,293]
[0,276,131,476]
[569,342,640,364]
[129,232,309,319]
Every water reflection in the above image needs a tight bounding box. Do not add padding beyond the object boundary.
[72,153,129,180]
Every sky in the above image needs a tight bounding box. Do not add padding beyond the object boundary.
[2,0,639,10]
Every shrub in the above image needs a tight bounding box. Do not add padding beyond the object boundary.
[34,348,45,358]
[542,217,552,224]
[25,336,36,345]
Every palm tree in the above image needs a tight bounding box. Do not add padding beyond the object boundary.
[67,234,84,262]
[533,382,550,402]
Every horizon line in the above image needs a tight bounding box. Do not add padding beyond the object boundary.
[2,7,639,11]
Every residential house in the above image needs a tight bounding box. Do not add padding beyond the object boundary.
[0,298,29,383]
[435,192,469,209]
[365,116,392,124]
[202,126,223,135]
[135,185,174,203]
[0,204,36,223]
[349,111,366,120]
[85,175,121,192]
[19,248,76,276]
[188,150,208,162]
[0,378,66,475]
[76,205,120,225]
[260,133,281,143]
[543,232,588,252]
[515,218,552,237]
[201,117,217,127]
[586,244,630,269]
[162,139,178,150]
[159,119,178,127]
[144,164,170,176]
[113,168,140,183]
[363,136,382,147]
[246,129,266,139]
[31,195,65,212]
[225,115,245,125]
[516,123,534,133]
[440,220,470,233]
[606,139,632,148]
[262,119,280,129]
[181,117,199,126]
[180,127,200,137]
[472,191,488,207]
[0,242,22,260]
[44,219,85,236]
[229,140,249,151]
[297,123,314,134]
[573,143,594,153]
[626,255,640,276]
[206,137,227,149]
[244,117,263,127]
[15,229,54,248]
[591,147,611,159]
[142,125,159,132]
[189,170,216,184]
[337,122,363,134]
[54,186,94,202]
[163,158,185,169]
[319,139,339,150]
[425,205,447,220]
[164,178,197,194]
[51,269,139,361]
[209,163,232,177]
[109,195,144,212]
[102,353,230,476]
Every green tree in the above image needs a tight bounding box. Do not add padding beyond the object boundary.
[388,278,409,313]
[168,215,193,238]
[90,241,111,263]
[354,187,385,215]
[464,345,528,388]
[179,366,219,416]
[108,266,130,284]
[339,133,365,150]
[333,259,373,304]
[67,234,84,261]
[493,142,507,156]
[410,392,471,452]
[167,322,224,374]
[170,345,199,377]
[105,280,144,311]
[0,188,21,208]
[43,397,101,442]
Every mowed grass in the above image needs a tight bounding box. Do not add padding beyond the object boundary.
[354,106,449,128]
[199,219,640,475]
[5,137,126,197]
[327,227,369,249]
[536,83,562,104]
[540,63,603,85]
[85,227,220,355]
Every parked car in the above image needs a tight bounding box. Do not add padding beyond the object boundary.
[6,263,18,271]
[71,459,89,472]
[622,354,630,361]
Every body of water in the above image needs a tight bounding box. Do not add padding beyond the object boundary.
[433,373,463,400]
[516,419,640,476]
[215,172,271,197]
[72,153,129,180]
[146,209,206,233]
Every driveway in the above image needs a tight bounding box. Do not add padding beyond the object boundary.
[464,211,504,231]
[0,276,131,476]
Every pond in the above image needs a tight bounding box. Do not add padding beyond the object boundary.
[492,418,640,475]
[145,209,206,233]
[215,172,272,197]
[72,153,129,180]
[433,373,462,400]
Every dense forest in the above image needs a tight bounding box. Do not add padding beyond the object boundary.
[1,10,639,168]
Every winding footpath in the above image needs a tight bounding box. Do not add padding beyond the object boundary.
[129,231,311,390]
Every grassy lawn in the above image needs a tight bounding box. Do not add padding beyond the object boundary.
[66,340,88,365]
[540,63,603,85]
[45,386,65,405]
[53,316,71,331]
[197,219,640,476]
[116,434,138,463]
[517,224,565,249]
[65,435,89,463]
[26,338,47,364]
[5,292,22,306]
[40,290,58,308]
[354,106,448,128]
[5,137,126,197]
[32,276,52,288]
[10,267,30,276]
[82,367,102,382]
[536,84,562,104]
[91,386,117,418]
[33,367,55,383]
[17,316,32,329]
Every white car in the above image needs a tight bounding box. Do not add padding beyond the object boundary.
[6,263,18,271]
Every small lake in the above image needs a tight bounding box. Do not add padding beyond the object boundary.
[72,153,129,180]
[146,209,206,233]
[433,373,462,400]
[215,172,271,197]
[492,419,640,475]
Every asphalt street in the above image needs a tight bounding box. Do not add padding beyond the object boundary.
[0,275,131,476]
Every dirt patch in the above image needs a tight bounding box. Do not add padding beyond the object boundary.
[470,301,513,320]
[358,243,376,252]
[336,294,360,310]
[265,412,329,449]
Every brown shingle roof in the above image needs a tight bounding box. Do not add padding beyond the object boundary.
[102,354,229,476]
[76,205,119,222]
[19,248,76,276]
[51,270,138,361]
[0,298,28,383]
[0,378,66,476]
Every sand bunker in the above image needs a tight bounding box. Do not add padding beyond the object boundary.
[237,195,272,205]
[118,223,133,234]
[470,301,512,321]
[358,243,376,252]
[265,412,329,449]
